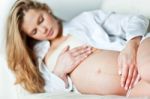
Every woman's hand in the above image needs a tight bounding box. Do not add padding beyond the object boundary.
[118,37,141,90]
[53,45,93,86]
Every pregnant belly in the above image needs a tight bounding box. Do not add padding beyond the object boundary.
[70,49,127,95]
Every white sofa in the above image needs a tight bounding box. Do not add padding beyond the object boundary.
[0,0,150,99]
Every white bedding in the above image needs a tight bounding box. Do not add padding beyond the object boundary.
[1,0,150,99]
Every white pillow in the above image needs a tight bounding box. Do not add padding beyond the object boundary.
[38,0,101,21]
[0,1,19,99]
[100,0,150,19]
[0,0,16,55]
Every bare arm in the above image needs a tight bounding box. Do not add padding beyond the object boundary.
[118,36,142,90]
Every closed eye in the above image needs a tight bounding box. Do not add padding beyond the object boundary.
[32,29,37,35]
[38,16,44,25]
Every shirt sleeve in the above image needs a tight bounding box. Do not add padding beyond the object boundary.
[37,58,73,93]
[122,15,149,41]
[44,72,73,93]
[34,41,73,93]
[64,9,110,32]
[63,10,111,45]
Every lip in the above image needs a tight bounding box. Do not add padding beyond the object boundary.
[47,28,53,37]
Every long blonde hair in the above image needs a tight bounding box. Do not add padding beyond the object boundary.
[6,0,52,93]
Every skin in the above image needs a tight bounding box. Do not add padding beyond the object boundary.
[129,38,150,96]
[21,9,94,86]
[21,9,60,41]
[70,48,127,95]
[21,9,150,96]
[118,36,141,90]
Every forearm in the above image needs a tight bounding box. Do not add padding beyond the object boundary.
[53,67,68,87]
[127,36,142,49]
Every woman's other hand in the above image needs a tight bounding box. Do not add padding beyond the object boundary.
[53,45,93,85]
[118,36,141,90]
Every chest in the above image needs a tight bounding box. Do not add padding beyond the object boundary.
[45,36,86,72]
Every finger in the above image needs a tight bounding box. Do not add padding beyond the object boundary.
[70,45,92,55]
[65,53,89,73]
[73,54,89,67]
[66,59,82,73]
[71,47,92,57]
[129,69,138,89]
[60,45,70,54]
[74,50,92,61]
[121,62,129,88]
[70,45,88,52]
[137,74,141,81]
[133,74,141,87]
[118,55,122,75]
[124,64,135,90]
[71,53,90,70]
[75,51,92,61]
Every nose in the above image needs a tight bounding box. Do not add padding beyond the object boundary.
[38,25,47,35]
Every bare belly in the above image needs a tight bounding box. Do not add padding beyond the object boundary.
[70,49,127,95]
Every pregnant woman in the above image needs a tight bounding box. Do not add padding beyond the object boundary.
[6,0,150,96]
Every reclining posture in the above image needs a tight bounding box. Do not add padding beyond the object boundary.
[6,0,150,96]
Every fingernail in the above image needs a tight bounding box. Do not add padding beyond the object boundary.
[87,50,92,54]
[121,83,124,87]
[87,47,92,51]
[83,45,88,48]
[84,55,88,58]
[125,86,128,90]
[87,47,91,50]
[118,71,122,75]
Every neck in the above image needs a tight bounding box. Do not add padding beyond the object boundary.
[50,23,67,49]
[50,35,69,50]
[50,35,64,48]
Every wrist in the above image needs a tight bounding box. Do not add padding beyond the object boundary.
[53,71,68,87]
[128,36,142,48]
[53,67,68,85]
[53,69,66,79]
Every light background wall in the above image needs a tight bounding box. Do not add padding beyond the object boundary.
[0,0,16,55]
[0,1,16,98]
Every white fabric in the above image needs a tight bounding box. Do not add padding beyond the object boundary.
[33,41,73,93]
[33,10,149,93]
[141,32,150,43]
[64,10,149,51]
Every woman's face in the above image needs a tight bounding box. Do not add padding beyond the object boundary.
[21,9,60,41]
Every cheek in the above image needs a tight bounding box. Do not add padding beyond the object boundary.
[48,16,58,25]
[32,34,45,40]
[45,15,53,24]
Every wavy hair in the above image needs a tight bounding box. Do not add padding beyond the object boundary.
[6,0,52,93]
